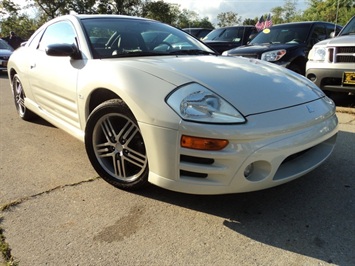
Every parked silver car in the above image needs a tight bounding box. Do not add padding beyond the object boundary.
[306,16,355,94]
[7,14,338,195]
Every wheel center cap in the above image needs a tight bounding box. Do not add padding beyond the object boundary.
[115,143,124,151]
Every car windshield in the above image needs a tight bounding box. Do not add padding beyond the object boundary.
[0,39,14,51]
[339,16,355,36]
[203,27,245,42]
[81,17,216,59]
[250,24,312,44]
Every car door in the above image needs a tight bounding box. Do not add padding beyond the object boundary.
[28,20,81,130]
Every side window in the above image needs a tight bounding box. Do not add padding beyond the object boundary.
[311,25,326,45]
[326,25,338,38]
[248,28,258,42]
[28,30,44,49]
[39,21,77,51]
[221,28,240,42]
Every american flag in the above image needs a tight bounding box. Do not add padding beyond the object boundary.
[265,14,273,29]
[255,15,265,32]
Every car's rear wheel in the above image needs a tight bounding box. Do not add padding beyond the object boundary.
[12,74,35,121]
[85,99,149,190]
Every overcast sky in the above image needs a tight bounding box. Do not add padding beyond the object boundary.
[164,0,309,24]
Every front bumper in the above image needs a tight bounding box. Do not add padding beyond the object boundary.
[140,97,338,195]
[0,59,8,71]
[306,62,355,93]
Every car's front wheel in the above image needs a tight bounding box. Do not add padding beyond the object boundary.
[85,99,149,190]
[12,74,35,121]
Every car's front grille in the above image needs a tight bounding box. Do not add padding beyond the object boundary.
[329,46,355,63]
[179,155,214,178]
[239,54,259,59]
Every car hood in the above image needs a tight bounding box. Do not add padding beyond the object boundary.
[204,40,232,44]
[314,35,355,47]
[115,55,322,116]
[227,43,301,54]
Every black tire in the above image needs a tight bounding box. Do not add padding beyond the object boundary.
[12,74,35,121]
[85,99,149,190]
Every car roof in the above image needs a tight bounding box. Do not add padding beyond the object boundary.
[216,25,256,29]
[272,21,336,27]
[183,28,213,30]
[49,14,156,24]
[74,14,149,20]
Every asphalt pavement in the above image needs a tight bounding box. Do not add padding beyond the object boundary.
[1,72,354,265]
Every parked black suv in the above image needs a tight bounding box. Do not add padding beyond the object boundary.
[202,25,257,54]
[222,22,342,75]
[182,28,213,39]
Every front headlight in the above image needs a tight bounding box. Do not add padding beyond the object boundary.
[311,47,326,62]
[166,83,246,124]
[261,49,286,62]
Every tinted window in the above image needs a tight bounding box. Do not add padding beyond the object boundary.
[251,24,312,44]
[0,39,13,50]
[39,21,77,51]
[311,25,327,44]
[28,30,44,49]
[340,16,355,35]
[326,24,341,38]
[81,18,212,58]
[197,30,211,39]
[203,27,245,42]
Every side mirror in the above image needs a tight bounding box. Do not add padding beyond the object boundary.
[46,43,81,59]
[330,31,336,38]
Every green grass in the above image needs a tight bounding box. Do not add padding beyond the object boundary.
[0,218,18,266]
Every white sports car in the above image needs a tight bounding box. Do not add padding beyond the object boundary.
[8,15,338,195]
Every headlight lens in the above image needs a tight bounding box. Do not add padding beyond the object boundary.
[312,47,326,61]
[166,83,245,124]
[261,49,286,62]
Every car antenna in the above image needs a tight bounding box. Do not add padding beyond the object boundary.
[334,0,340,35]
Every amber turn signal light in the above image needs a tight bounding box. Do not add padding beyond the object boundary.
[181,135,229,151]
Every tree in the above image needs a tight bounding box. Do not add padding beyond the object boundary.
[269,6,284,24]
[217,11,241,27]
[174,8,213,29]
[142,0,177,24]
[111,0,143,16]
[176,8,198,28]
[32,0,68,19]
[302,0,355,25]
[283,0,298,22]
[68,0,97,14]
[0,0,39,39]
[96,0,114,14]
[196,17,214,29]
[242,18,258,26]
[269,0,299,24]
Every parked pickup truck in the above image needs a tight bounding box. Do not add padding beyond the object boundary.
[306,16,355,94]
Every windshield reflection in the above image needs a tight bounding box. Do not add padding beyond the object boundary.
[81,18,215,58]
